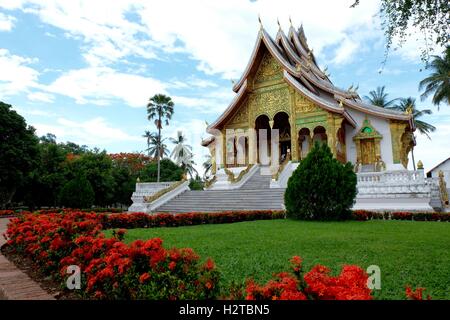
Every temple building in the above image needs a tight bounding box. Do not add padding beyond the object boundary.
[202,22,415,175]
[128,22,449,214]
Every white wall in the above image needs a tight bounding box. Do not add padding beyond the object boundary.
[345,109,404,170]
[430,159,450,187]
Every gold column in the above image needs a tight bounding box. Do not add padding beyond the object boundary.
[326,114,344,159]
[289,88,299,161]
[327,114,336,156]
[354,139,361,163]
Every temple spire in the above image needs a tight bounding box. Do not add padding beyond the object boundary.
[277,18,281,30]
[258,14,263,29]
[289,16,293,27]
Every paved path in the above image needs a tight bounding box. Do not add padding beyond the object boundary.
[0,217,55,300]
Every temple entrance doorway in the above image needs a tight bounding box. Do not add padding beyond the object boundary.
[273,112,291,162]
[255,114,271,164]
[360,138,376,165]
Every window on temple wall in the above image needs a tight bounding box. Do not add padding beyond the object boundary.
[313,126,327,145]
[362,127,373,134]
[298,128,311,160]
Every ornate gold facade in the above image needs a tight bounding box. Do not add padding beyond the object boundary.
[220,52,349,166]
[389,120,413,167]
[353,118,383,167]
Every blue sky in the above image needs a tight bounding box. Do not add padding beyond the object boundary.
[0,0,448,173]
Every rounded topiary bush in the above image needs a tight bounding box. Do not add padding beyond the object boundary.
[59,175,95,209]
[284,142,357,221]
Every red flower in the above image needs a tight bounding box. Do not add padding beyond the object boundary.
[204,258,215,271]
[139,272,151,283]
[405,286,431,300]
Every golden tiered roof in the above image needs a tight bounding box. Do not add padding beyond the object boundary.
[207,23,414,133]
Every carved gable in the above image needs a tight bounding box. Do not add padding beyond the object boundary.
[253,52,283,86]
[226,99,249,127]
[293,91,321,115]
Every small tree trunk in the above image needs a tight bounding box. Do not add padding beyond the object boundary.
[411,145,416,171]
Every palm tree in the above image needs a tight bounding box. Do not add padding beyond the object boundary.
[170,131,192,164]
[142,130,153,157]
[147,94,174,182]
[419,46,450,109]
[389,97,436,170]
[182,154,198,180]
[203,154,212,179]
[364,86,398,108]
[145,132,169,159]
[170,131,197,179]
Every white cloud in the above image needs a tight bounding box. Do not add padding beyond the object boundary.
[171,95,227,115]
[45,67,167,107]
[27,91,55,103]
[0,12,16,31]
[33,117,141,146]
[12,106,56,117]
[331,37,360,65]
[3,0,384,77]
[0,48,40,96]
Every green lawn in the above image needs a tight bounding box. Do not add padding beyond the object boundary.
[106,220,450,300]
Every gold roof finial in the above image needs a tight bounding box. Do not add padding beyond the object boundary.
[258,14,263,29]
[406,105,413,115]
[417,160,424,170]
[289,16,293,27]
[277,18,281,30]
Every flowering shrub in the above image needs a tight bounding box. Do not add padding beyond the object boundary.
[245,256,372,300]
[103,210,286,230]
[4,212,220,299]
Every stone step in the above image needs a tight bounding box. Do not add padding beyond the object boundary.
[155,167,286,213]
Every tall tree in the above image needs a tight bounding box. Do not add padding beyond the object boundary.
[364,86,398,108]
[0,102,39,208]
[351,0,450,63]
[146,94,174,182]
[419,46,450,108]
[389,97,436,169]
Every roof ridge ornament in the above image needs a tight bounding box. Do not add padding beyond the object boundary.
[258,14,263,29]
[277,18,281,30]
[289,16,293,27]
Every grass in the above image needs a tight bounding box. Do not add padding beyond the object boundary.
[105,219,450,300]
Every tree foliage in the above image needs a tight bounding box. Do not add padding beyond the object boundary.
[139,158,184,182]
[284,142,357,221]
[58,175,95,209]
[364,86,398,108]
[0,102,39,208]
[389,97,436,138]
[351,0,449,63]
[419,46,450,107]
